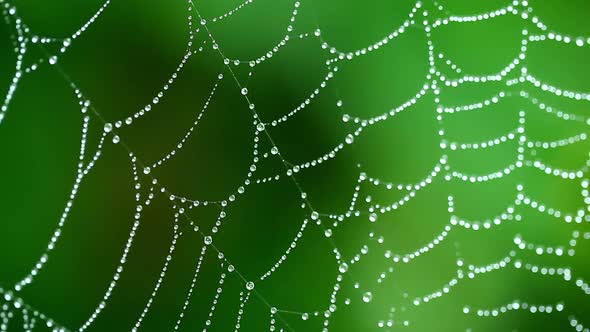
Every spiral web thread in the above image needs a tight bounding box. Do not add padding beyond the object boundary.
[0,0,589,331]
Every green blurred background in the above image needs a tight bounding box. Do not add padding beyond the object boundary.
[0,0,589,331]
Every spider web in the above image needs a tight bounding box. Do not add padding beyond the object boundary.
[0,0,589,331]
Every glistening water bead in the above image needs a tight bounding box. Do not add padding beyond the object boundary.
[245,281,255,291]
[103,123,113,133]
[369,213,378,223]
[345,134,354,144]
[339,262,349,273]
[362,292,373,303]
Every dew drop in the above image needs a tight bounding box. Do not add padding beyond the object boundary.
[103,123,113,133]
[112,135,120,144]
[246,281,255,290]
[369,213,378,223]
[204,236,212,245]
[143,167,151,175]
[362,291,373,303]
[241,88,248,95]
[339,262,349,273]
[345,134,354,144]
